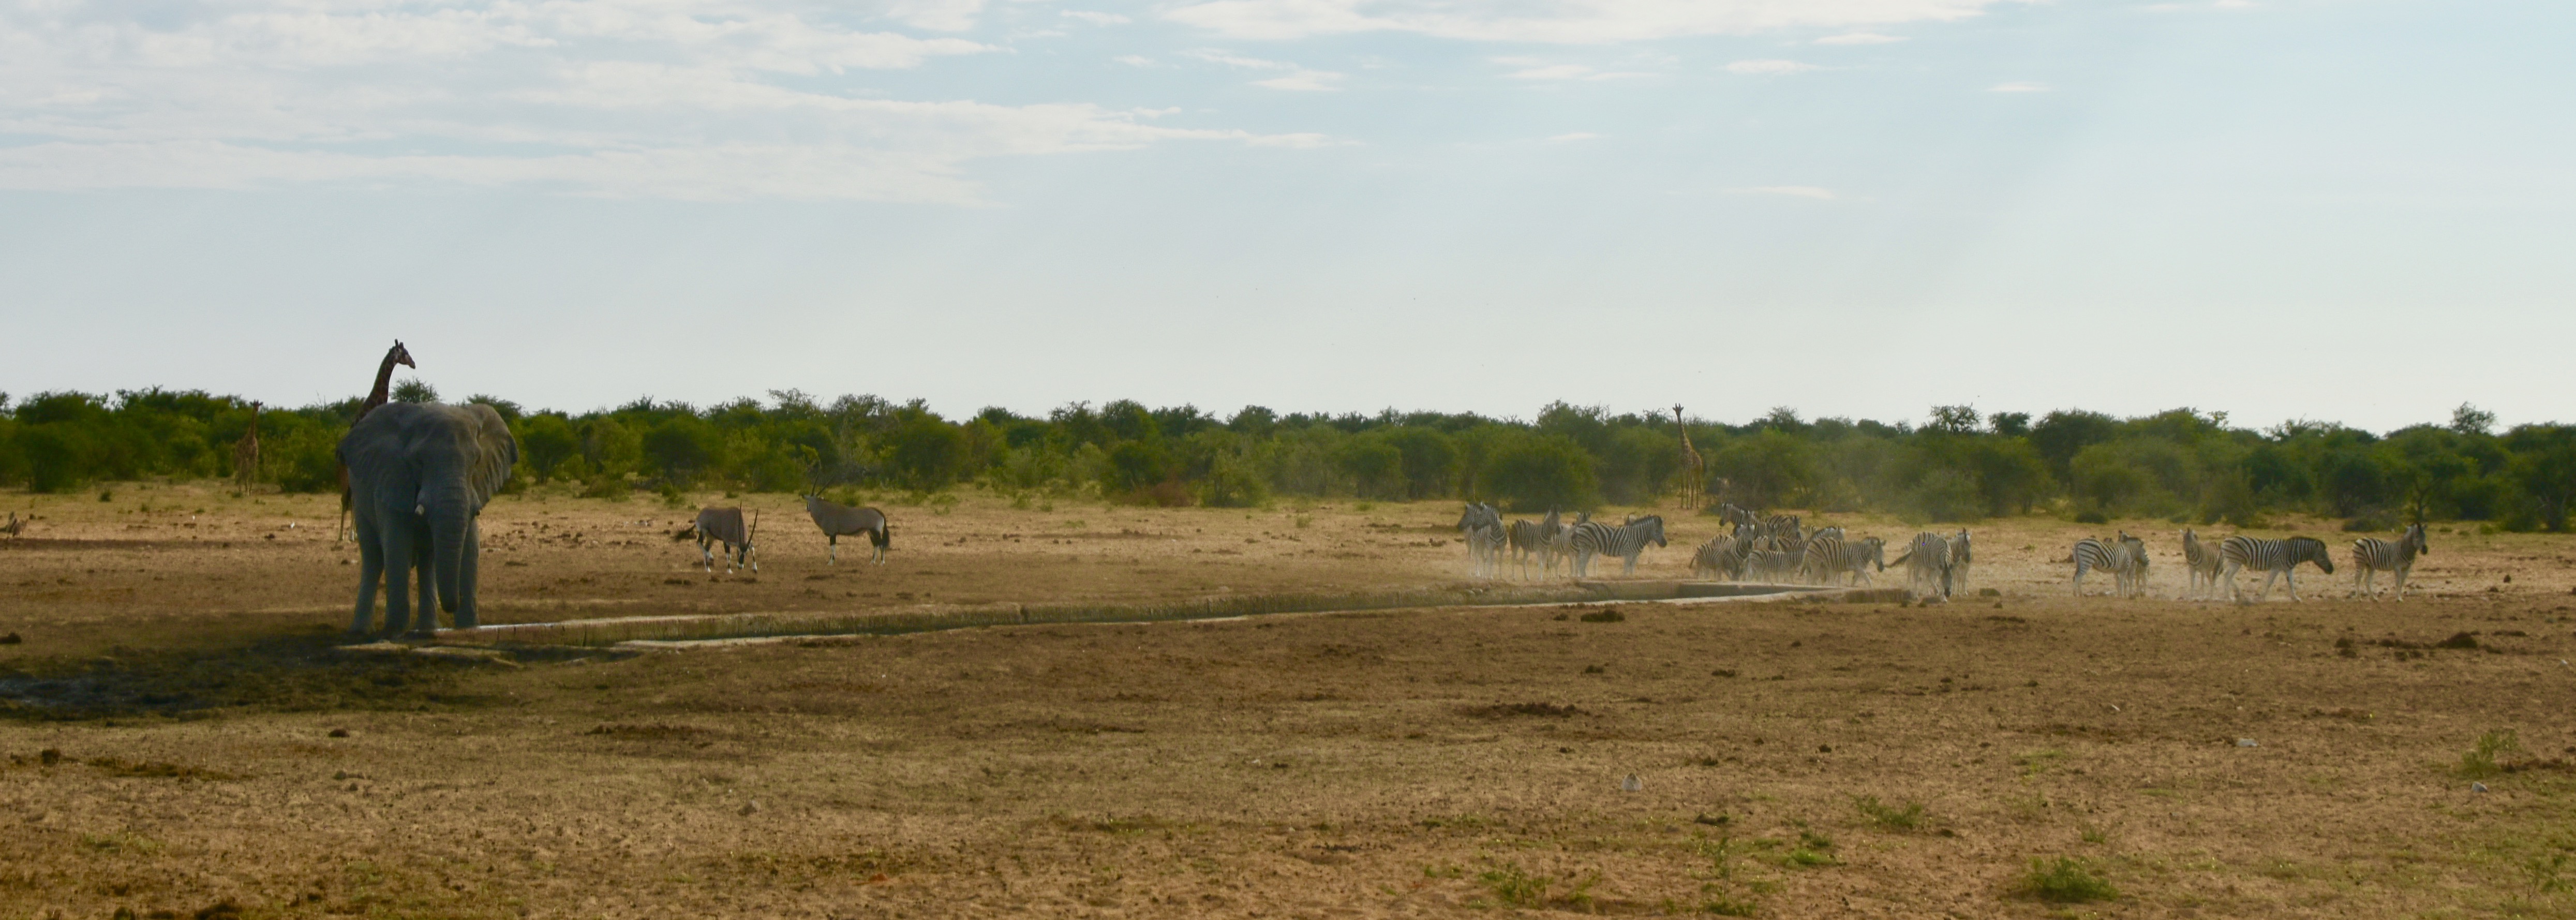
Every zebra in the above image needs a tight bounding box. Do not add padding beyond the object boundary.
[1543,511,1589,577]
[1754,514,1803,545]
[1944,530,1973,594]
[1712,503,1759,531]
[1569,515,1666,577]
[1692,533,1752,581]
[2181,528,2225,599]
[2066,533,2147,598]
[1802,535,1885,586]
[2349,523,2431,601]
[1456,502,1505,579]
[2218,535,2335,603]
[1742,546,1804,583]
[1888,532,1955,599]
[691,507,758,573]
[801,494,890,565]
[1506,509,1560,579]
[0,512,22,539]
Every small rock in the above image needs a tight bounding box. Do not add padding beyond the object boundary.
[327,728,350,738]
[0,632,19,645]
[2472,782,2490,793]
[2236,738,2259,748]
[333,770,348,780]
[39,748,61,766]
[1620,774,1642,792]
[740,800,763,815]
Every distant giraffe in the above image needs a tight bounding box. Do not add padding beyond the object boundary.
[233,402,262,489]
[1673,404,1706,510]
[339,340,418,541]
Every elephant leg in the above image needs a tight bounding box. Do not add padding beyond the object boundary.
[455,516,480,630]
[382,514,417,636]
[349,512,384,634]
[409,522,438,635]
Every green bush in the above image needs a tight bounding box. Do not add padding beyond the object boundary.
[1482,435,1599,513]
[2459,729,2523,779]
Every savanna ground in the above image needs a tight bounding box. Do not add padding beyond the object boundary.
[2,482,2573,919]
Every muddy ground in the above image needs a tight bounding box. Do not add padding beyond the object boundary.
[2,482,2573,918]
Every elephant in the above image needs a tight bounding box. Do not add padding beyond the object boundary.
[340,402,517,636]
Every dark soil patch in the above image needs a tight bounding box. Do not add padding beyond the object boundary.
[1464,702,1588,719]
[0,632,493,721]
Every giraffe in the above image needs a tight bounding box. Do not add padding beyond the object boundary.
[340,340,418,541]
[1673,404,1706,511]
[233,402,262,489]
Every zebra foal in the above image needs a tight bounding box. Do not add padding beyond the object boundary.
[1456,502,1506,580]
[2218,535,2335,603]
[2349,524,2430,601]
[1505,509,1560,579]
[801,494,890,565]
[2181,528,2224,599]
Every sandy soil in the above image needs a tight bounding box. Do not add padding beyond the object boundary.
[3,482,2573,918]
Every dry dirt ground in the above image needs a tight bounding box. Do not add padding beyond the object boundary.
[3,482,2574,919]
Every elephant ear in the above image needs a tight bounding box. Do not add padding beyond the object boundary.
[461,403,518,512]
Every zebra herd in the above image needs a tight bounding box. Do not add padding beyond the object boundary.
[2071,524,2430,603]
[1454,503,1667,579]
[1454,499,2442,607]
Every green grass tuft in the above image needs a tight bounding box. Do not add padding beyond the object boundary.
[1854,795,1926,831]
[2020,857,2118,903]
[2458,728,2523,779]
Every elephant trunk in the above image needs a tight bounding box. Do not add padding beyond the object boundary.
[422,483,472,615]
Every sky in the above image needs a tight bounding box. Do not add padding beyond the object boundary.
[1,0,2568,433]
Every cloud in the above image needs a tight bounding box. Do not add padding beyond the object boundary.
[1492,57,1649,81]
[1060,10,1131,25]
[0,0,1328,202]
[882,0,988,32]
[1815,32,1905,44]
[1987,81,2049,92]
[1724,60,1820,75]
[1730,185,1839,200]
[1184,49,1346,91]
[1166,0,2004,43]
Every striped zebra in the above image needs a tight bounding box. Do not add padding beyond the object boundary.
[1713,503,1758,531]
[1505,509,1559,579]
[2181,528,2224,599]
[1943,530,1972,594]
[1693,533,1752,581]
[1456,502,1505,579]
[1756,514,1804,545]
[1542,511,1590,577]
[2218,535,2335,603]
[2349,524,2431,601]
[1888,532,1954,599]
[1742,545,1805,583]
[2066,533,2147,598]
[1801,535,1885,586]
[1569,515,1667,577]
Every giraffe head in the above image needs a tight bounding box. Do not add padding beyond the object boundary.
[390,340,416,369]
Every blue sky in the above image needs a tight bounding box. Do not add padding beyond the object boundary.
[1,0,2567,431]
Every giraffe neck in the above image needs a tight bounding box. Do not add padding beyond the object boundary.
[362,350,401,413]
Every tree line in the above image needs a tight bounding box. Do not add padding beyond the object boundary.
[2,385,2571,531]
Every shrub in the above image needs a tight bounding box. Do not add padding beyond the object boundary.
[2458,729,2522,779]
[1904,468,1984,523]
[2073,510,2108,525]
[2020,857,2118,903]
[582,475,631,501]
[2342,508,2398,532]
[1197,454,1270,508]
[1483,435,1599,513]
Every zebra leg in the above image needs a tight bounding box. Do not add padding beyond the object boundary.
[2284,569,2299,602]
[2393,565,2410,601]
[2221,562,2244,603]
